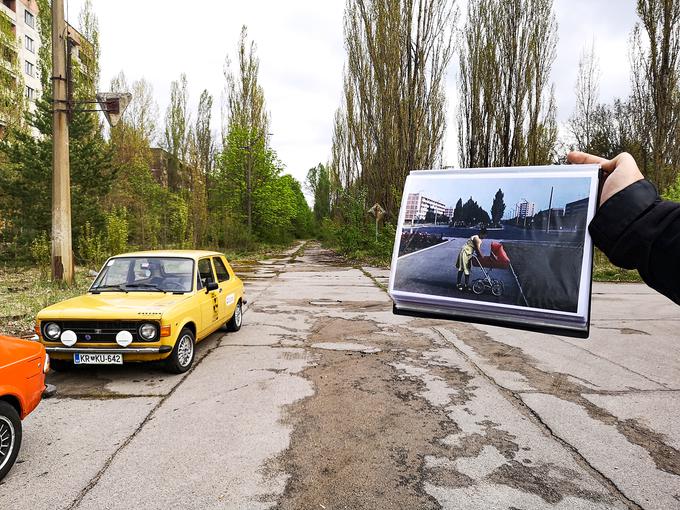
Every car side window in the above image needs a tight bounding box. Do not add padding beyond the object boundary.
[213,257,230,282]
[198,258,216,288]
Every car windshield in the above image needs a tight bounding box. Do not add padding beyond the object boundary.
[91,257,194,293]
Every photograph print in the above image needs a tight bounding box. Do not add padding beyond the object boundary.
[390,166,599,319]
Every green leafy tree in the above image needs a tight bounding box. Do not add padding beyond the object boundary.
[306,163,332,221]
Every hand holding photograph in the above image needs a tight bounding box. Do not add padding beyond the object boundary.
[388,164,600,338]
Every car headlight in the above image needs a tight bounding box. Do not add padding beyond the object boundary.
[138,323,157,341]
[44,322,61,340]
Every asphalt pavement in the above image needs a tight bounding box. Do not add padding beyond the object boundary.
[2,242,679,509]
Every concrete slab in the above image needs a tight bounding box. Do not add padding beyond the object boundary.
[76,346,314,510]
[0,397,159,510]
[521,393,680,510]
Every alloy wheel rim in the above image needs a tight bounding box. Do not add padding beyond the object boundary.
[0,415,15,472]
[177,334,194,367]
[235,304,242,327]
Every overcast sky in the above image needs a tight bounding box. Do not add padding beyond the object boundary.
[65,0,638,190]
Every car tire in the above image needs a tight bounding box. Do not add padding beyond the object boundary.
[226,300,243,332]
[0,401,22,482]
[49,359,73,372]
[165,328,195,374]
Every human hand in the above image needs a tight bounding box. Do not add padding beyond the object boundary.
[567,151,645,206]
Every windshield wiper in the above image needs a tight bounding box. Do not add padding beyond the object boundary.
[91,284,127,293]
[124,283,166,293]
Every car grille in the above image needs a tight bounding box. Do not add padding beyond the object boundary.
[47,320,158,343]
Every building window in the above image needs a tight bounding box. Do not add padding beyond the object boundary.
[25,35,34,53]
[25,85,34,100]
[24,60,33,77]
[24,9,34,28]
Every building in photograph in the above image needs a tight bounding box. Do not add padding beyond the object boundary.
[404,193,446,222]
[562,197,589,231]
[515,199,536,219]
[443,206,454,220]
[532,207,564,230]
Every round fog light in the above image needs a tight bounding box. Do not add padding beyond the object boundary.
[61,330,77,347]
[116,330,133,347]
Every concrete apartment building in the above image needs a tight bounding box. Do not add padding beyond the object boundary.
[515,199,536,219]
[404,193,446,222]
[0,0,41,116]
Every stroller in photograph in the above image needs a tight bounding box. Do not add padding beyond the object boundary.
[471,242,528,306]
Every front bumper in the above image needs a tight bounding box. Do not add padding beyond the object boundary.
[45,346,172,354]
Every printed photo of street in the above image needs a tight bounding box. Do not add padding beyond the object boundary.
[393,175,593,313]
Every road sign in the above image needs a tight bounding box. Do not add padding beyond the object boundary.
[96,92,132,127]
[368,203,386,220]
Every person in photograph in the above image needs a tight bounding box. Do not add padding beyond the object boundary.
[456,227,487,291]
[568,151,680,305]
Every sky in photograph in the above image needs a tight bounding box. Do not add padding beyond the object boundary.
[64,0,637,196]
[407,175,592,218]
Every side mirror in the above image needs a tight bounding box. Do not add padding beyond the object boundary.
[205,281,219,293]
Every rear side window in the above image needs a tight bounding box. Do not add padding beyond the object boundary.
[213,257,230,282]
[197,258,215,289]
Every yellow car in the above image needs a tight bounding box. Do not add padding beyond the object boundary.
[35,250,244,373]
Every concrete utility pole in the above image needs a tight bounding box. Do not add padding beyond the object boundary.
[51,0,73,283]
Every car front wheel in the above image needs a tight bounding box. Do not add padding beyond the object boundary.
[165,328,195,374]
[226,300,242,332]
[0,401,22,481]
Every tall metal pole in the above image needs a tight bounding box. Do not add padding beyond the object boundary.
[546,186,554,233]
[51,0,73,283]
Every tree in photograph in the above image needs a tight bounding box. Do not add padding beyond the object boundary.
[630,0,680,191]
[331,0,457,215]
[490,188,506,226]
[458,0,557,168]
[452,198,463,224]
[568,41,600,152]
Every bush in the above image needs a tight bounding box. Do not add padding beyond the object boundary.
[78,221,106,268]
[105,207,128,255]
[29,231,50,277]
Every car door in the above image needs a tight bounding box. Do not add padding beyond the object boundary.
[196,258,220,337]
[212,256,236,323]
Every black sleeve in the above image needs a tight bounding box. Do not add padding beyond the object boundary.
[588,179,680,305]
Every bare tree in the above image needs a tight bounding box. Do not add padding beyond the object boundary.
[569,41,600,152]
[630,0,680,191]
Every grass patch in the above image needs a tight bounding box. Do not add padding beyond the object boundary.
[592,249,642,282]
[0,267,93,338]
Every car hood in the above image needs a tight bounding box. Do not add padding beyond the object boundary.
[37,292,191,320]
[0,335,43,366]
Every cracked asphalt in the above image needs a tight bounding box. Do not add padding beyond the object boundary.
[2,241,679,509]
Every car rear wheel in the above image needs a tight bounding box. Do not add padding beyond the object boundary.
[165,328,195,374]
[226,300,243,332]
[0,401,22,482]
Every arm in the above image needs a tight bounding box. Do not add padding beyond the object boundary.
[568,151,680,305]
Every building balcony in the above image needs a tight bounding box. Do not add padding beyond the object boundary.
[0,3,16,24]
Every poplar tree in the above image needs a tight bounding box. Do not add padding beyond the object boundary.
[331,0,456,215]
[458,0,558,168]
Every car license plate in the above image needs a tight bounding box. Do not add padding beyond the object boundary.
[74,353,123,365]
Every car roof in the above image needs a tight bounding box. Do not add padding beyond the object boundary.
[111,250,225,260]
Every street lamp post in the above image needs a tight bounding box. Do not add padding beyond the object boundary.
[50,1,130,284]
[51,0,72,283]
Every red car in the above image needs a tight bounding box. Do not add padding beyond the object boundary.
[0,335,49,480]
